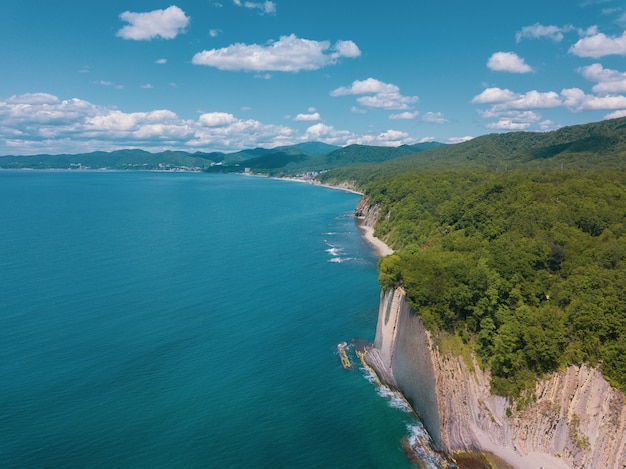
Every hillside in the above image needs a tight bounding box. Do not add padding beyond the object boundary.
[324,117,626,398]
[0,141,443,174]
[319,116,626,187]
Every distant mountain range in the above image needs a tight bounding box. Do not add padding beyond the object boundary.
[4,116,625,176]
[0,141,446,174]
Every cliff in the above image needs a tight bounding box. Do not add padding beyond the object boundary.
[365,287,626,469]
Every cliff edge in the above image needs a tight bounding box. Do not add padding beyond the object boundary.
[365,287,626,469]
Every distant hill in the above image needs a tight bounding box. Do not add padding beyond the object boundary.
[0,149,222,171]
[319,116,626,187]
[0,141,447,173]
[214,141,447,176]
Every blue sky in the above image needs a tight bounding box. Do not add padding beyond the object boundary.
[1,0,626,155]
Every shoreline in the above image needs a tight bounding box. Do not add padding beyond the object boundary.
[357,222,394,257]
[269,174,394,257]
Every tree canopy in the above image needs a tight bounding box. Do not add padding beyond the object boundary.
[371,170,626,396]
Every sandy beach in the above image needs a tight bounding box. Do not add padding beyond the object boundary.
[358,224,393,257]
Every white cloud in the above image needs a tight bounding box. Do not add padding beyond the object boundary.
[209,29,220,37]
[515,23,573,42]
[561,87,626,111]
[422,112,449,124]
[117,6,190,41]
[471,87,520,104]
[198,112,238,126]
[294,112,321,121]
[487,52,533,73]
[473,84,626,131]
[233,0,276,14]
[569,30,626,57]
[579,63,626,93]
[156,58,167,64]
[472,88,561,109]
[605,109,626,119]
[7,93,59,105]
[331,78,418,110]
[448,136,474,144]
[346,129,417,147]
[486,120,531,130]
[0,92,373,154]
[192,34,361,72]
[389,111,419,120]
[140,84,154,89]
[332,40,361,59]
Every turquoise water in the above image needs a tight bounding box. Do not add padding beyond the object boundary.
[0,171,419,468]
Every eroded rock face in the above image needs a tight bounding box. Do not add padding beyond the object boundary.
[365,287,626,469]
[355,197,380,228]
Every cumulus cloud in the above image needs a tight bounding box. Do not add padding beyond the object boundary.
[472,84,626,130]
[422,112,449,124]
[156,58,167,64]
[486,120,531,130]
[605,109,626,119]
[345,129,417,147]
[561,87,626,111]
[198,112,238,126]
[294,112,321,121]
[331,78,418,110]
[569,30,626,57]
[389,111,419,120]
[117,6,190,41]
[471,87,520,104]
[448,136,474,144]
[487,52,533,73]
[579,63,626,93]
[515,23,573,42]
[1,92,393,154]
[192,34,361,72]
[233,0,276,14]
[0,93,290,154]
[472,88,562,109]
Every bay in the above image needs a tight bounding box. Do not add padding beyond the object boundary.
[0,171,417,468]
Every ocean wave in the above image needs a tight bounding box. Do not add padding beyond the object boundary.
[405,422,444,469]
[375,386,413,413]
[326,247,341,256]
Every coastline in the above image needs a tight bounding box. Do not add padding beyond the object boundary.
[269,174,394,256]
[357,223,393,257]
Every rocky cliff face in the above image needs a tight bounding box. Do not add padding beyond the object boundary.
[365,287,626,469]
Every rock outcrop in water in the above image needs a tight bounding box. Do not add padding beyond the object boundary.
[365,287,626,469]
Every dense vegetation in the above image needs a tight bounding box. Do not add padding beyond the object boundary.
[0,142,444,174]
[372,170,626,396]
[318,116,626,187]
[318,117,626,397]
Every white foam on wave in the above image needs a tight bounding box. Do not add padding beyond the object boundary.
[376,386,413,413]
[359,365,445,468]
[326,247,341,256]
[360,366,378,384]
[405,422,444,469]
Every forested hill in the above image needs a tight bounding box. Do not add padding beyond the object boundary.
[319,116,626,397]
[319,116,626,187]
[0,141,445,174]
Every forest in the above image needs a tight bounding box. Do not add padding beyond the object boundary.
[319,117,626,398]
[369,170,626,396]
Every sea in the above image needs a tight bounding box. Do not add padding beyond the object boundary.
[0,170,430,468]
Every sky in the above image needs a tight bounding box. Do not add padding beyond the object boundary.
[1,0,626,155]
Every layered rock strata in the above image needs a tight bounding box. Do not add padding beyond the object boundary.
[365,287,626,469]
